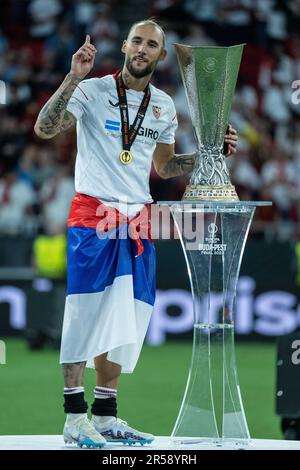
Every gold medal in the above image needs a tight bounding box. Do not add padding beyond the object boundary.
[119,150,133,165]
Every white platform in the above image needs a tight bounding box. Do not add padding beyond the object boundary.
[1,435,300,450]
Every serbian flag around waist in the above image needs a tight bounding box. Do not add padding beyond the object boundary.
[66,193,155,306]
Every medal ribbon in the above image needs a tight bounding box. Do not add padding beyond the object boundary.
[116,72,151,151]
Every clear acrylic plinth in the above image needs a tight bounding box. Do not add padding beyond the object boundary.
[158,201,271,447]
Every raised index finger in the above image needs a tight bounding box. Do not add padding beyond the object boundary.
[85,34,91,45]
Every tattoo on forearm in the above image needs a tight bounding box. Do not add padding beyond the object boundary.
[163,153,196,178]
[35,73,80,137]
[63,361,86,388]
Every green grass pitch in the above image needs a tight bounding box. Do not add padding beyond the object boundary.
[0,339,281,439]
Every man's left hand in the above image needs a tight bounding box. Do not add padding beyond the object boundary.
[224,123,238,157]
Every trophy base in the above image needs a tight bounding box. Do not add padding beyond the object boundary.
[182,184,239,202]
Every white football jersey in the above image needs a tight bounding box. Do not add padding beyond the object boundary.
[67,74,178,205]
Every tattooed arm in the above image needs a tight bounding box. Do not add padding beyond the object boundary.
[34,35,97,140]
[34,74,80,139]
[153,143,195,178]
[153,125,238,179]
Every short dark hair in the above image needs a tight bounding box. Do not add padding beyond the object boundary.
[127,19,166,48]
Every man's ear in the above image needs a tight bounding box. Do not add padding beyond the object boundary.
[121,40,127,54]
[159,48,167,62]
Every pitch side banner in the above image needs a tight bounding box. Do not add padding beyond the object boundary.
[0,240,299,342]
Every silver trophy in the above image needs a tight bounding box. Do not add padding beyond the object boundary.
[174,44,245,201]
[157,43,272,446]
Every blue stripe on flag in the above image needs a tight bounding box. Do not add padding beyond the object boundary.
[105,124,120,131]
[66,226,156,306]
[106,120,120,125]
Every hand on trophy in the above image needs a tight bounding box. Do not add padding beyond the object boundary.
[224,124,238,157]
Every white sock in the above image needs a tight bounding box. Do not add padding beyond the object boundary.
[94,386,117,399]
[93,415,116,425]
[66,412,87,422]
[64,386,84,395]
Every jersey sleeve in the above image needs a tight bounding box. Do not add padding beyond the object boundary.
[157,97,178,144]
[67,80,90,120]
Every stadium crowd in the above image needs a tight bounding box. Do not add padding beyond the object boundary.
[1,0,300,242]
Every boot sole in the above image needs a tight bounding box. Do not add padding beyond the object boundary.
[105,438,154,446]
[64,436,106,448]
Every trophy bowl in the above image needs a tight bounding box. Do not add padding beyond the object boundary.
[174,43,245,201]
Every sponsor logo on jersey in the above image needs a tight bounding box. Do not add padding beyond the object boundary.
[108,99,119,107]
[104,119,159,141]
[138,126,159,140]
[104,119,120,131]
[152,106,161,119]
[108,99,140,110]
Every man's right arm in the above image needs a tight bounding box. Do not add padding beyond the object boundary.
[34,35,97,140]
[34,74,80,139]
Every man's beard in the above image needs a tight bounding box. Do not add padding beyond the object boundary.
[125,56,157,78]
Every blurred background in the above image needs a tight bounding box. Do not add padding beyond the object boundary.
[1,0,300,441]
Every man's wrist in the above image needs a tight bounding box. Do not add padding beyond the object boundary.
[67,72,84,83]
[174,152,196,159]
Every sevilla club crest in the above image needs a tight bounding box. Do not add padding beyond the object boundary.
[152,106,161,119]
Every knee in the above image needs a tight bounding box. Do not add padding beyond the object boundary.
[94,356,121,383]
[95,364,120,383]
